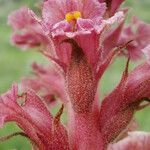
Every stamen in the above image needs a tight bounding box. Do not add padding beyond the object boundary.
[65,13,74,22]
[73,11,81,20]
[65,11,81,22]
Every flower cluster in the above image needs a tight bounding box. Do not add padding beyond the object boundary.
[1,0,150,149]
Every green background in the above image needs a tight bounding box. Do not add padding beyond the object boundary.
[0,0,150,149]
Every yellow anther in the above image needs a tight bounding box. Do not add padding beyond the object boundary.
[65,11,81,22]
[73,11,81,20]
[65,13,74,22]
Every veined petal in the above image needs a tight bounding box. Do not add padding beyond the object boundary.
[81,0,106,19]
[75,31,100,68]
[102,21,124,59]
[8,7,49,50]
[8,7,35,30]
[42,0,67,28]
[53,35,72,65]
[52,20,71,32]
[77,18,94,31]
[104,11,124,25]
[95,11,124,33]
[119,17,150,60]
[11,33,41,49]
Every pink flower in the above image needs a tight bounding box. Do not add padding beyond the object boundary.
[3,0,150,149]
[42,0,107,36]
[19,0,124,70]
[8,1,124,80]
[25,0,124,121]
[103,17,150,60]
[119,17,150,60]
[8,7,48,49]
[22,62,67,106]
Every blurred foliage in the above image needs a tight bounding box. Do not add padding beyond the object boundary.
[0,0,149,149]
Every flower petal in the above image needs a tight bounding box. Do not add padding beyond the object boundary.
[8,7,35,30]
[75,30,100,68]
[11,33,41,49]
[42,0,67,28]
[8,7,48,50]
[95,11,124,33]
[119,17,150,60]
[82,0,106,19]
[102,21,124,59]
[77,18,94,31]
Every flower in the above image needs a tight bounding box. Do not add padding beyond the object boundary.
[22,62,67,106]
[41,0,124,67]
[2,0,150,149]
[42,0,107,36]
[8,7,49,49]
[9,0,124,70]
[103,17,150,60]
